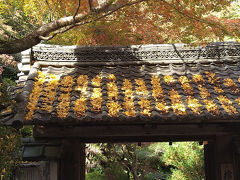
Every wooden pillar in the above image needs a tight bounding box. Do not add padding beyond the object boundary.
[232,136,240,180]
[79,143,86,180]
[204,136,235,180]
[204,140,216,180]
[60,140,86,180]
[215,136,234,180]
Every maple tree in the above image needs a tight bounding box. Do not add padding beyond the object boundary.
[0,0,239,54]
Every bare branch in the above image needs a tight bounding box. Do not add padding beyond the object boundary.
[73,0,81,24]
[75,0,145,26]
[45,0,53,21]
[52,0,61,19]
[39,25,75,40]
[92,1,114,13]
[88,0,93,12]
[38,35,55,41]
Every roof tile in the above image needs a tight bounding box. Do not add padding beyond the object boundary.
[20,62,240,124]
[3,44,240,126]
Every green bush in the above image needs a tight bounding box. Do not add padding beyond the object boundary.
[20,126,33,138]
[86,171,105,180]
[159,142,205,180]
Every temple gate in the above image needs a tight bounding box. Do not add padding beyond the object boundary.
[2,43,240,180]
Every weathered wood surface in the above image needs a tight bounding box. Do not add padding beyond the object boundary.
[60,140,85,180]
[34,123,240,142]
[204,141,216,180]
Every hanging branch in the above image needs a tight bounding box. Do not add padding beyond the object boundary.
[0,0,145,54]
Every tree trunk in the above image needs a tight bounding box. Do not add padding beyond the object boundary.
[132,144,139,180]
[0,34,41,54]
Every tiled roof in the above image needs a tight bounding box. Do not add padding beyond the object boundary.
[3,43,240,126]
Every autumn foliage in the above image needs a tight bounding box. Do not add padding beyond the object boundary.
[47,0,240,45]
[0,0,239,53]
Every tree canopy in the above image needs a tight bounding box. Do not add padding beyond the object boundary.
[0,0,239,54]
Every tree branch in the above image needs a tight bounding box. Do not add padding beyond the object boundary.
[73,0,81,24]
[52,0,61,19]
[0,0,145,54]
[88,0,93,12]
[39,24,75,40]
[75,0,145,26]
[45,0,53,21]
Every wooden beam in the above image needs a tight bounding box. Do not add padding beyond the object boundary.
[34,123,240,142]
